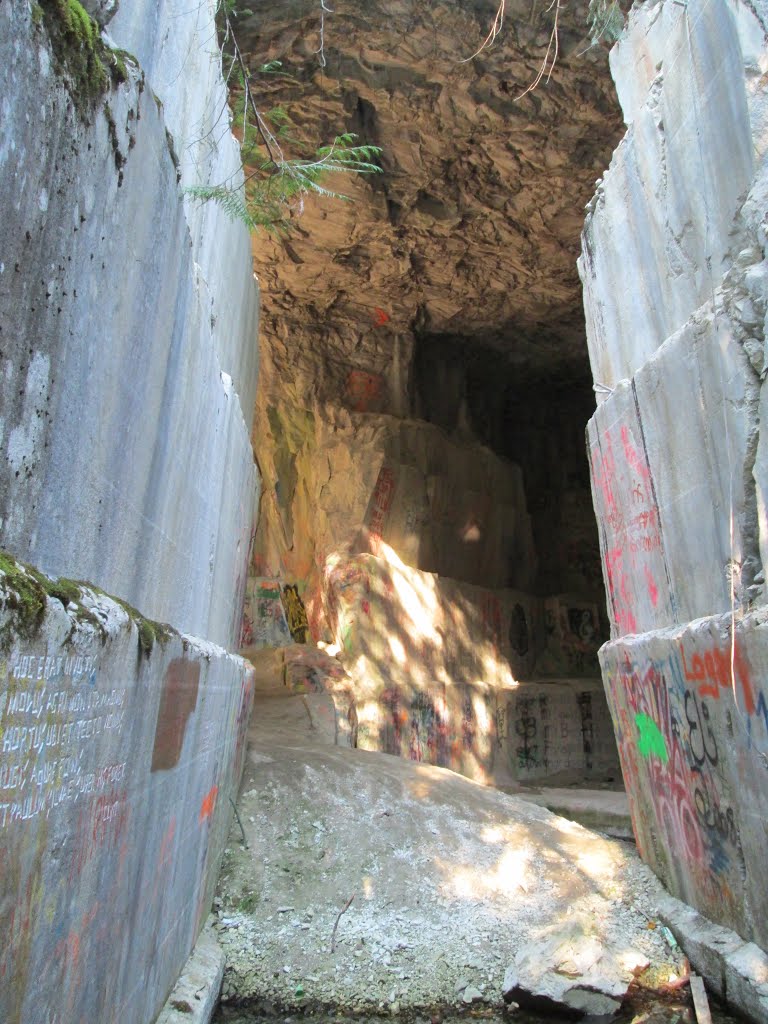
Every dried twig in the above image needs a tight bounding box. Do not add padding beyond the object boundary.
[330,893,355,952]
[516,0,562,100]
[461,0,506,61]
[229,796,249,848]
[314,0,333,68]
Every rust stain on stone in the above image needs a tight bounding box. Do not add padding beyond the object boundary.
[151,659,200,772]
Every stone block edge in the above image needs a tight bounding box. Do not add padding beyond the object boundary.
[155,916,225,1024]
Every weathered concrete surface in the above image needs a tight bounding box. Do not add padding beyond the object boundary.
[599,610,768,952]
[658,890,768,1024]
[0,558,254,1024]
[582,0,768,963]
[214,715,678,1016]
[0,1,259,650]
[156,917,226,1024]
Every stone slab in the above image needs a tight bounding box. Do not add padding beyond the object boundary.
[108,0,260,425]
[156,916,225,1024]
[600,609,768,950]
[0,3,259,651]
[580,0,765,387]
[516,786,632,837]
[657,890,768,1024]
[587,311,757,638]
[0,557,254,1024]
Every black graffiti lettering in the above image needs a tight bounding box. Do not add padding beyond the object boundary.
[685,690,719,768]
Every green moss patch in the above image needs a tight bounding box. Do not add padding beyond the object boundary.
[38,0,131,110]
[0,550,174,657]
[114,599,173,657]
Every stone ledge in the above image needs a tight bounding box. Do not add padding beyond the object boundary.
[657,892,768,1024]
[156,917,225,1024]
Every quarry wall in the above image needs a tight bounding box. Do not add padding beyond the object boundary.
[581,0,768,951]
[244,405,621,789]
[0,573,254,1024]
[0,0,258,651]
[0,1,259,1021]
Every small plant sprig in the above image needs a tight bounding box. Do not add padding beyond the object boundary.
[186,2,382,234]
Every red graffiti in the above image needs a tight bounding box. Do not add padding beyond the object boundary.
[367,466,396,548]
[151,817,177,908]
[372,307,390,326]
[346,369,384,412]
[199,785,218,823]
[682,641,756,716]
[591,421,666,636]
[69,790,129,882]
[645,565,659,607]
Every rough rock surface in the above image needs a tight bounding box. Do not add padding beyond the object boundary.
[502,918,649,1017]
[213,716,679,1016]
[237,0,622,648]
[241,0,623,376]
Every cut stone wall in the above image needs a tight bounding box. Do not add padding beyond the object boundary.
[582,0,768,949]
[600,610,768,949]
[0,1,259,651]
[0,564,254,1024]
[240,551,620,787]
[0,2,260,1020]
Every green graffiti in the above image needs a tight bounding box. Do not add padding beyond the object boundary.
[635,713,668,762]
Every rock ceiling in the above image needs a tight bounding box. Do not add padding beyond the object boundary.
[238,0,624,389]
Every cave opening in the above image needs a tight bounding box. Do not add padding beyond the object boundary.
[241,0,626,790]
[411,329,605,603]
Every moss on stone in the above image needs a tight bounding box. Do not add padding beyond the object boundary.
[0,552,47,645]
[0,551,113,650]
[38,0,133,110]
[0,550,174,657]
[107,596,174,657]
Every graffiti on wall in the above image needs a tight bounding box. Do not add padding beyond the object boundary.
[508,603,529,656]
[590,415,673,635]
[281,584,309,644]
[366,466,396,551]
[602,629,768,938]
[480,592,501,651]
[240,579,291,648]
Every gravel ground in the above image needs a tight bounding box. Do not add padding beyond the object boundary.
[212,717,682,1018]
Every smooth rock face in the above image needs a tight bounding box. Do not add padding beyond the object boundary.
[583,0,768,958]
[1,3,260,1022]
[0,563,254,1024]
[580,0,767,388]
[0,1,259,650]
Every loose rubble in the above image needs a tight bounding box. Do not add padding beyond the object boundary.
[212,717,682,1019]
